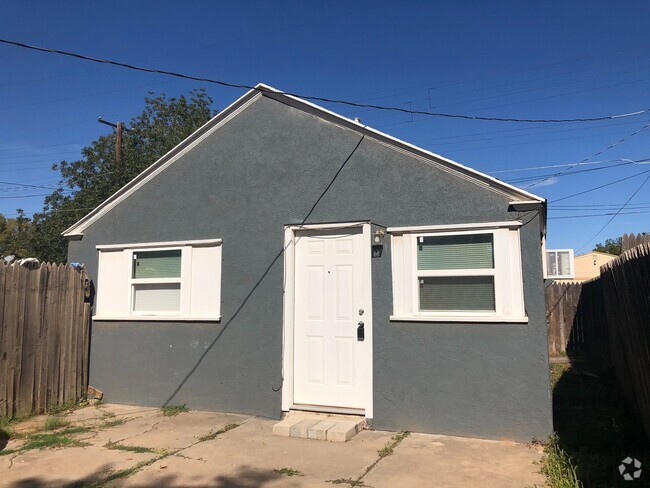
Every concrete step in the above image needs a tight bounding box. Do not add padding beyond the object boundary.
[272,411,366,442]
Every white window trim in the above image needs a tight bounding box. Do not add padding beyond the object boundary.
[129,246,186,317]
[94,239,222,321]
[545,249,575,279]
[389,223,528,323]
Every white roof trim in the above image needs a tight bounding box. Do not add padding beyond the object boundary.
[96,238,222,251]
[387,221,523,234]
[64,83,545,237]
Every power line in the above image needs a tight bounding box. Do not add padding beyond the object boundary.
[575,175,650,253]
[0,180,59,191]
[505,159,649,184]
[550,167,650,203]
[490,156,649,175]
[1,38,649,124]
[551,202,650,208]
[525,120,650,188]
[548,209,650,219]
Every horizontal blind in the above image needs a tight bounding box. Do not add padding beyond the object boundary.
[419,276,495,311]
[558,251,571,275]
[133,250,181,279]
[546,252,558,276]
[418,234,494,270]
[133,283,181,312]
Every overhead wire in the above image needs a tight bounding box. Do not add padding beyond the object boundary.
[1,38,649,124]
[525,120,650,188]
[548,210,650,219]
[550,168,650,203]
[574,175,650,252]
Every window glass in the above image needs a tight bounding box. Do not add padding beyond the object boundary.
[419,276,495,311]
[546,252,558,276]
[132,250,181,279]
[558,251,571,275]
[417,234,494,270]
[132,283,181,312]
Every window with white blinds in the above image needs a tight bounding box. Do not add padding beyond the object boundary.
[545,249,574,279]
[95,239,222,321]
[390,223,527,322]
[417,234,496,312]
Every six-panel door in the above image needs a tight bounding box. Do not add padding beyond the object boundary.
[293,227,369,411]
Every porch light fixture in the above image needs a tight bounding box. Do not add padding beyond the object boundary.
[373,229,385,247]
[372,229,385,258]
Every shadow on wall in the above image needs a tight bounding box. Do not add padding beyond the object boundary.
[9,465,302,488]
[551,360,649,487]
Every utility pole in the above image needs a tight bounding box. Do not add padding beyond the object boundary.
[115,122,124,164]
[98,117,130,187]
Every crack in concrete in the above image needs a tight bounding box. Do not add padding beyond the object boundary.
[91,416,256,487]
[334,431,410,487]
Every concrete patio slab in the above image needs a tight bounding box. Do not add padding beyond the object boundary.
[362,432,545,488]
[0,405,546,487]
[118,411,251,451]
[180,417,393,481]
[1,446,155,487]
[64,404,160,425]
[111,454,331,487]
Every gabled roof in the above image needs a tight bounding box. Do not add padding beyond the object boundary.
[63,83,546,237]
[575,251,618,258]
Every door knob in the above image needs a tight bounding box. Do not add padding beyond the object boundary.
[357,321,365,341]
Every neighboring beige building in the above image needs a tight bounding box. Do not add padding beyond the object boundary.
[556,251,616,283]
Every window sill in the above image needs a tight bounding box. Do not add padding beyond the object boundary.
[389,315,529,323]
[93,315,221,322]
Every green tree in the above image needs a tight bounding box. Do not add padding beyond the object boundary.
[0,210,33,259]
[593,237,622,256]
[27,89,216,262]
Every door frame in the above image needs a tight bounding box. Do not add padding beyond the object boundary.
[281,221,373,419]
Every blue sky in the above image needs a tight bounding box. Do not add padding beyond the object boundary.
[1,0,649,251]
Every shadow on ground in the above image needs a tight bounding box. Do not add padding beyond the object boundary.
[552,360,650,487]
[6,465,293,488]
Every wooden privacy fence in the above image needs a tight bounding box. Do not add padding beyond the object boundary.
[0,262,91,418]
[545,243,650,440]
[546,282,584,356]
[621,232,650,253]
[599,244,650,440]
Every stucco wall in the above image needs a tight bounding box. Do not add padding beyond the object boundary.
[68,94,552,441]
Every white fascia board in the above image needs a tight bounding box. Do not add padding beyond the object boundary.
[93,316,221,322]
[96,238,222,251]
[256,84,545,204]
[509,200,546,210]
[62,89,263,237]
[387,221,523,234]
[285,220,369,231]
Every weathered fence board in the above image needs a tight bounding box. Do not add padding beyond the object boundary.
[546,282,584,356]
[0,262,90,418]
[600,244,650,440]
[621,232,650,253]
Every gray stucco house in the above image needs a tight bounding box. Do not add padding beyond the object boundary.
[65,84,552,441]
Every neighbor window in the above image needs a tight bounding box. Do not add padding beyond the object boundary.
[95,239,222,321]
[389,222,526,322]
[545,249,574,279]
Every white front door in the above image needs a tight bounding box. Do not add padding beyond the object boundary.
[293,226,371,411]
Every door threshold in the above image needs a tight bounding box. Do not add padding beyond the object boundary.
[290,404,366,417]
